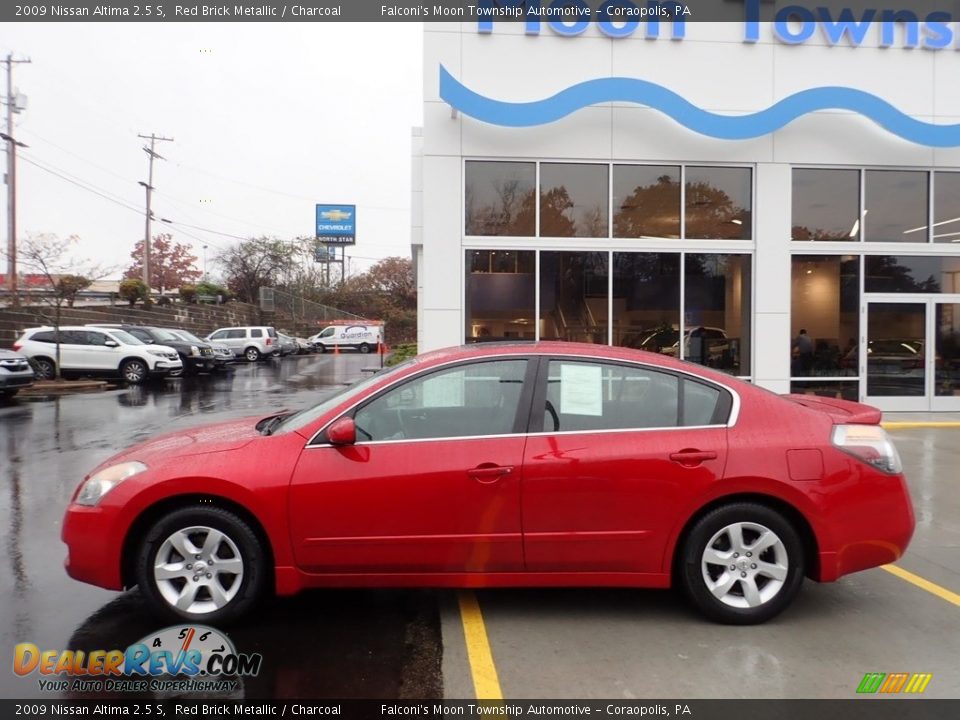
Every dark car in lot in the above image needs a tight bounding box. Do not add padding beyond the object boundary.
[0,349,35,398]
[61,342,914,626]
[90,325,217,375]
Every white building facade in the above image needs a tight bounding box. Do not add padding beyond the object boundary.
[414,15,960,412]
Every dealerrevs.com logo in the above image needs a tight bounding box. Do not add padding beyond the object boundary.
[13,625,262,694]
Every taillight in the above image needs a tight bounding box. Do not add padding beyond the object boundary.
[266,338,272,345]
[832,424,903,474]
[12,343,21,351]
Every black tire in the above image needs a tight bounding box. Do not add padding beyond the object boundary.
[359,343,371,354]
[318,344,327,354]
[34,357,55,380]
[244,347,261,362]
[135,505,268,625]
[120,359,149,385]
[680,503,805,625]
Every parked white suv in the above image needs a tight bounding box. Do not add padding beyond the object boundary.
[13,326,183,385]
[205,326,278,362]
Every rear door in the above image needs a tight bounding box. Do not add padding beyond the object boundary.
[521,358,730,573]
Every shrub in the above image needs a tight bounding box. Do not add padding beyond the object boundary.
[385,342,418,367]
[118,279,149,307]
[179,284,198,304]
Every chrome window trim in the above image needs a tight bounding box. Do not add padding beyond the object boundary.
[305,352,741,448]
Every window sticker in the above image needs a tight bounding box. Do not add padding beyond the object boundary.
[422,371,465,408]
[559,363,603,416]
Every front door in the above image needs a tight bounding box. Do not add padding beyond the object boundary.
[864,298,960,411]
[287,358,532,574]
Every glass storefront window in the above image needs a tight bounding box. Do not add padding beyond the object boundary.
[465,250,536,342]
[465,161,535,236]
[612,253,681,351]
[864,170,928,243]
[539,251,609,343]
[864,255,960,293]
[790,255,859,377]
[936,303,960,398]
[684,254,752,375]
[789,381,858,401]
[685,167,752,240]
[612,165,681,239]
[792,169,860,241]
[540,164,609,238]
[934,172,960,244]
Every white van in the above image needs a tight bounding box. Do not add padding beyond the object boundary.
[310,322,383,354]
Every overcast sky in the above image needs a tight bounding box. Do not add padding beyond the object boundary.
[1,22,424,280]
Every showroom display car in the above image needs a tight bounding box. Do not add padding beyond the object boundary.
[61,342,914,625]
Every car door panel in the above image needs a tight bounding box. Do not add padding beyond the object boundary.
[287,358,533,574]
[522,359,729,574]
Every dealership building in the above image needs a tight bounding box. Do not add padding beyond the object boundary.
[412,14,960,412]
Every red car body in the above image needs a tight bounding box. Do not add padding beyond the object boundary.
[62,342,915,621]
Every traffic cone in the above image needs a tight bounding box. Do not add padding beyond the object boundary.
[334,342,339,355]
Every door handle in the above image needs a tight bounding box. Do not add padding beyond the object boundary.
[468,464,513,483]
[669,450,718,466]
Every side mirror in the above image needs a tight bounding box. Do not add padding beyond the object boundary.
[104,340,119,348]
[327,417,357,446]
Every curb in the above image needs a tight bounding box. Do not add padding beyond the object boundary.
[18,380,109,396]
[882,422,960,429]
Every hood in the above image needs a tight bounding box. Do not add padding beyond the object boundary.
[782,394,882,425]
[102,416,262,469]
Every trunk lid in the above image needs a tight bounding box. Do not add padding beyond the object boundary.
[783,394,882,425]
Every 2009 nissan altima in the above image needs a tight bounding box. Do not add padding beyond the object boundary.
[61,342,914,625]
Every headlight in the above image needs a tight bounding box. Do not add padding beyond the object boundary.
[190,346,200,356]
[75,461,147,506]
[148,349,168,357]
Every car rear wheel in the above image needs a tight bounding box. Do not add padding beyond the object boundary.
[359,343,371,354]
[244,347,261,362]
[34,357,55,380]
[680,503,804,625]
[121,359,149,385]
[135,506,267,624]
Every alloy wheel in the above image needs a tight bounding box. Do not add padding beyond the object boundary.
[700,521,788,609]
[153,525,244,615]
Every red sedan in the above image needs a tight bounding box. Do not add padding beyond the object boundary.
[62,342,914,625]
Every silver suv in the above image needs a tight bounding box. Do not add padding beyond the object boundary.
[13,326,183,384]
[205,326,278,362]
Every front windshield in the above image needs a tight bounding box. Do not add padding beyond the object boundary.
[151,328,181,342]
[271,359,416,435]
[170,329,204,343]
[108,330,145,346]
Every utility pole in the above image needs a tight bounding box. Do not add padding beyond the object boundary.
[137,133,173,292]
[3,53,30,308]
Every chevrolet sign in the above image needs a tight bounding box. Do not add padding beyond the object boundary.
[315,204,356,245]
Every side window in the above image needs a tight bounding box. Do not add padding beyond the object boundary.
[84,331,109,346]
[227,329,245,339]
[209,330,226,340]
[543,360,679,432]
[320,328,335,338]
[31,331,54,343]
[682,379,723,426]
[128,329,151,343]
[353,360,528,442]
[250,329,263,338]
[60,330,90,345]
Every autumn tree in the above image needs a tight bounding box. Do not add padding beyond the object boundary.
[11,234,108,380]
[124,233,201,293]
[216,237,301,304]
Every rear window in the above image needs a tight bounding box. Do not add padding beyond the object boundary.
[267,328,278,338]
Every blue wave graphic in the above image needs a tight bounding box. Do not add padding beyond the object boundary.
[439,65,960,147]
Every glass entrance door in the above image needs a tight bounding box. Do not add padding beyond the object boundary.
[933,301,960,411]
[864,298,960,411]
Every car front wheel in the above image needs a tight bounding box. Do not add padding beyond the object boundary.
[121,359,149,385]
[244,347,261,362]
[680,503,804,625]
[135,506,267,624]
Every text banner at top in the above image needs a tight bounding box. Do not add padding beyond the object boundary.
[6,1,960,23]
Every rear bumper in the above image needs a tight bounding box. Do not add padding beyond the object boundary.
[816,472,915,582]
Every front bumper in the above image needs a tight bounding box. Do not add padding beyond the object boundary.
[185,356,216,372]
[0,371,35,389]
[62,504,124,591]
[149,360,183,377]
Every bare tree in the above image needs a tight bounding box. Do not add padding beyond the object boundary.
[9,233,109,380]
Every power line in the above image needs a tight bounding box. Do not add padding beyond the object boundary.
[18,153,146,217]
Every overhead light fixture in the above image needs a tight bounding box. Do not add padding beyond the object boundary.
[903,216,960,234]
[731,219,743,225]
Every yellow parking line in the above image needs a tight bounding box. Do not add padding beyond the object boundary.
[882,565,960,607]
[458,591,504,700]
[882,422,960,429]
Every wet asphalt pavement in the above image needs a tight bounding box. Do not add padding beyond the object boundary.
[0,354,443,700]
